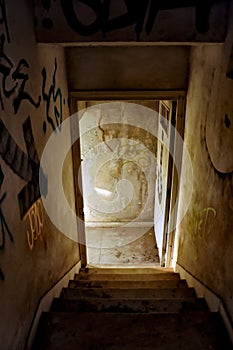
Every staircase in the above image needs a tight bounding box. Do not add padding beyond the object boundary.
[32,267,232,349]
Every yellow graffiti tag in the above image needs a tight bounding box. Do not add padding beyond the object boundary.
[23,198,44,251]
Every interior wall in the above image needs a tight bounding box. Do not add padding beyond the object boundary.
[65,46,189,91]
[0,1,79,349]
[175,12,233,324]
[79,100,159,224]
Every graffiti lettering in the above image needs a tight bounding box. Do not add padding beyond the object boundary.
[193,206,217,240]
[0,34,41,113]
[23,198,44,251]
[42,0,51,11]
[187,206,217,259]
[42,58,64,133]
[0,266,4,280]
[0,166,13,250]
[18,117,47,219]
[0,117,47,218]
[117,139,151,168]
[41,0,54,29]
[11,59,41,113]
[60,0,221,41]
[0,118,34,181]
[0,192,14,249]
[0,0,10,43]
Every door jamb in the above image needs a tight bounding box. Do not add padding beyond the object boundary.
[69,96,87,267]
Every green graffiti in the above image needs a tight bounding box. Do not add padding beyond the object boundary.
[185,206,217,260]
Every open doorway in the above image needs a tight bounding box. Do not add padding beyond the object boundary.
[69,92,186,268]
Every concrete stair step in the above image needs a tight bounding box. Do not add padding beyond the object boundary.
[51,297,208,313]
[61,287,196,300]
[82,267,174,275]
[68,278,188,289]
[32,312,232,350]
[75,272,180,281]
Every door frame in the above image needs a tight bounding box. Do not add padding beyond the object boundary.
[69,90,186,267]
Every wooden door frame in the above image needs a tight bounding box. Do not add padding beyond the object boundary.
[69,90,186,268]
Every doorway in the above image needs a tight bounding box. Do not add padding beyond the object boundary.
[69,92,186,268]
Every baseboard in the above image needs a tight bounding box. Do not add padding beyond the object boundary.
[85,221,154,228]
[175,262,233,344]
[25,260,81,350]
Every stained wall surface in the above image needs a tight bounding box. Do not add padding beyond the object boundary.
[0,1,79,349]
[79,101,160,224]
[176,10,233,324]
[65,46,189,91]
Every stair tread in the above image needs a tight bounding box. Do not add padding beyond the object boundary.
[76,273,180,281]
[32,312,232,350]
[51,297,208,313]
[61,287,196,300]
[69,279,187,289]
[83,267,174,274]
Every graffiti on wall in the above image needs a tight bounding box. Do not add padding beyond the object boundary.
[0,40,41,113]
[0,0,10,43]
[0,33,41,113]
[0,164,13,280]
[42,58,65,133]
[17,117,48,219]
[186,206,217,259]
[0,117,47,256]
[50,0,223,41]
[0,266,4,280]
[23,198,45,251]
[0,1,66,279]
[0,165,13,251]
[117,139,152,169]
[0,192,14,250]
[0,117,47,209]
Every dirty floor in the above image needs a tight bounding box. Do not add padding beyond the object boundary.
[86,226,160,266]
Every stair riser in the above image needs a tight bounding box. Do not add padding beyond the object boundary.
[61,287,196,300]
[32,268,232,350]
[69,279,188,289]
[75,273,180,281]
[51,298,208,313]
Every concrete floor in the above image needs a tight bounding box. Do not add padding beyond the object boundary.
[86,226,160,266]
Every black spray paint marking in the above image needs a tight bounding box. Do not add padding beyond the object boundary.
[60,0,224,41]
[0,34,41,113]
[0,165,13,250]
[0,0,10,43]
[0,117,47,218]
[0,192,14,249]
[42,58,64,133]
[0,118,33,181]
[0,267,4,280]
[12,59,41,114]
[18,117,47,219]
[41,0,54,29]
[42,0,51,11]
[0,164,3,187]
[224,114,231,128]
